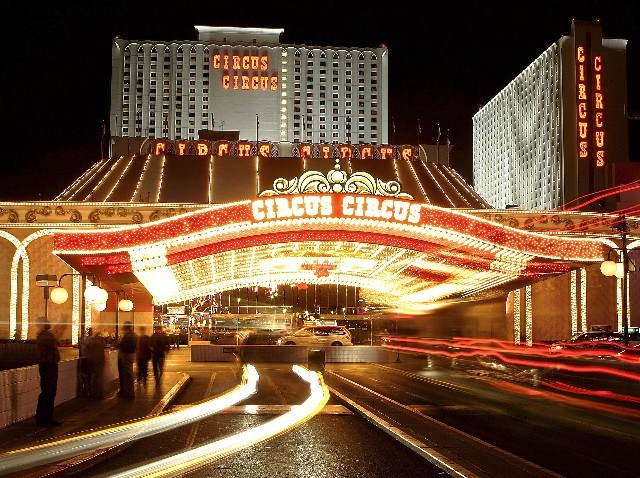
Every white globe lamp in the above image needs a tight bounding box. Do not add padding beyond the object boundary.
[94,301,107,312]
[50,287,69,305]
[118,299,134,312]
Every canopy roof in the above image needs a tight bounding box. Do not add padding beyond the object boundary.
[53,193,605,308]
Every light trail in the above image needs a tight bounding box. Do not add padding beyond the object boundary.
[0,365,259,474]
[108,365,329,478]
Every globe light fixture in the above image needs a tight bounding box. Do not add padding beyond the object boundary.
[600,260,617,276]
[50,286,69,304]
[615,262,625,279]
[118,299,134,312]
[94,301,107,312]
[95,287,109,304]
[84,284,102,302]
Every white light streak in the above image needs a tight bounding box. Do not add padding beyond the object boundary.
[110,365,328,478]
[0,365,259,474]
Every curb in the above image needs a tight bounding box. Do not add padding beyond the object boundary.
[326,384,478,478]
[24,373,191,478]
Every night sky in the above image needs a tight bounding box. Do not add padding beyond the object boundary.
[0,0,638,201]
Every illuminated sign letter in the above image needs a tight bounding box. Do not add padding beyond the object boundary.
[578,122,588,139]
[577,46,585,63]
[595,74,602,91]
[321,146,330,159]
[595,93,603,109]
[217,143,229,156]
[233,76,239,89]
[301,145,311,158]
[578,103,587,119]
[232,55,241,70]
[595,131,604,148]
[380,147,393,159]
[242,75,250,90]
[596,151,605,167]
[594,56,602,72]
[213,55,221,69]
[361,147,373,159]
[260,76,268,91]
[177,142,187,155]
[259,144,271,157]
[154,141,166,156]
[260,56,268,71]
[251,56,259,70]
[579,142,588,158]
[222,75,230,89]
[197,143,209,156]
[252,76,259,90]
[238,143,252,156]
[270,76,278,91]
[223,55,230,69]
[401,147,413,160]
[595,112,603,128]
[578,84,587,100]
[242,55,250,70]
[340,146,352,159]
[252,200,265,220]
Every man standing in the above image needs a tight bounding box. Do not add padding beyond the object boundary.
[85,330,106,399]
[149,325,170,387]
[117,321,137,398]
[136,327,151,386]
[36,320,61,426]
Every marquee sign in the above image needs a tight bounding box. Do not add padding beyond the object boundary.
[211,50,278,91]
[147,140,417,160]
[576,43,605,167]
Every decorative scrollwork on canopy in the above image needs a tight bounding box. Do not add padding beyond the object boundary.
[259,159,413,199]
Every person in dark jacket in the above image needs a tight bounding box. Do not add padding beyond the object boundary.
[36,320,61,426]
[149,325,170,386]
[117,321,137,398]
[84,331,106,399]
[136,327,152,386]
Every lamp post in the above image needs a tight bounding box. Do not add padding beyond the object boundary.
[600,216,637,346]
[36,274,59,323]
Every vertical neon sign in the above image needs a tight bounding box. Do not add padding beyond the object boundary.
[593,55,605,167]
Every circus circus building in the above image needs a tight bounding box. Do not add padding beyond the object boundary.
[0,137,638,346]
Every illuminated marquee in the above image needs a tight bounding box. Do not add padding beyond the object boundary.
[212,51,278,92]
[251,194,422,225]
[576,45,605,167]
[148,140,417,161]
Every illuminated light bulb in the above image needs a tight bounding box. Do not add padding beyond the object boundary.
[50,287,69,305]
[94,301,107,312]
[614,262,625,279]
[84,285,102,302]
[95,287,109,303]
[600,260,617,276]
[118,299,134,312]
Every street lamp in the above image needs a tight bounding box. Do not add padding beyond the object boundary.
[600,216,637,346]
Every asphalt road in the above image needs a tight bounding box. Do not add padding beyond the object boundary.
[87,356,443,478]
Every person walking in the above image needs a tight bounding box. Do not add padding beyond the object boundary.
[84,330,106,399]
[117,321,137,398]
[36,320,61,426]
[149,325,170,387]
[136,327,152,386]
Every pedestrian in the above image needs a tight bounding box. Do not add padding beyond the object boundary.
[117,321,137,398]
[78,327,92,397]
[84,330,106,399]
[35,320,61,426]
[136,327,151,386]
[149,325,170,386]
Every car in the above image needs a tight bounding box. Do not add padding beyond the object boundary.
[277,325,353,346]
[549,331,625,353]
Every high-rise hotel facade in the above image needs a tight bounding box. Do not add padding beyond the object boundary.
[473,20,629,210]
[110,26,388,146]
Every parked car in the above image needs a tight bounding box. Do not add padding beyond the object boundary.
[277,325,353,346]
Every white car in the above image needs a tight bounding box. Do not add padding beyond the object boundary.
[277,325,353,346]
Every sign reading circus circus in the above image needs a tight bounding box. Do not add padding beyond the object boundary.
[147,140,418,160]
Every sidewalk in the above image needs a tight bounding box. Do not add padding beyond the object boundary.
[0,359,190,477]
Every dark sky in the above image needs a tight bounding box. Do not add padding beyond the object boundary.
[0,0,638,201]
